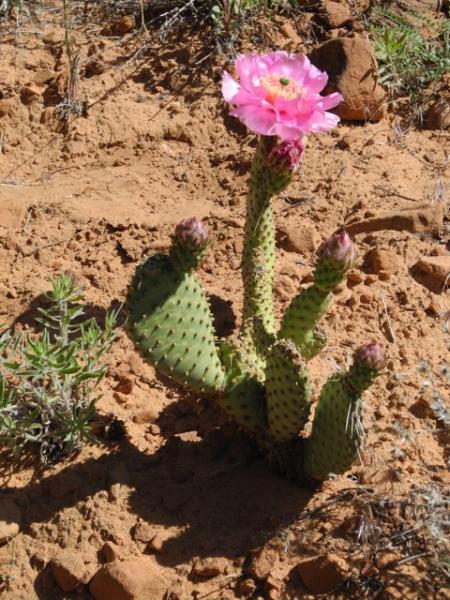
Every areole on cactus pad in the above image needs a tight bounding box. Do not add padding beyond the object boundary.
[126,51,384,484]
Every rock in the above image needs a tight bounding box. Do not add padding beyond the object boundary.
[368,248,403,275]
[89,558,167,600]
[347,270,363,284]
[237,578,257,596]
[51,552,91,592]
[114,375,133,395]
[20,85,41,105]
[346,205,444,235]
[132,520,155,543]
[309,35,386,122]
[274,274,297,301]
[148,423,161,436]
[0,498,21,544]
[427,296,446,316]
[43,31,63,45]
[247,545,278,581]
[147,531,168,553]
[132,408,158,424]
[297,553,349,594]
[101,15,136,36]
[319,1,352,28]
[192,557,229,578]
[84,59,105,77]
[101,541,120,563]
[426,97,450,130]
[415,256,450,286]
[278,223,318,255]
[353,0,371,10]
[0,98,14,118]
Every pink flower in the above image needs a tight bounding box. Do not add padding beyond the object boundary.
[222,52,343,140]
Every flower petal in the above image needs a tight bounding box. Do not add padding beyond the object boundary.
[318,92,344,111]
[221,71,240,103]
[230,105,278,136]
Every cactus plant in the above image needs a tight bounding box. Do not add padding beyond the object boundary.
[126,51,385,483]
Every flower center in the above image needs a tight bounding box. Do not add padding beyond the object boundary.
[260,74,305,102]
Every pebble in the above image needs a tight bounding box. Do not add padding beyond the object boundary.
[0,498,21,544]
[51,552,92,592]
[101,541,120,563]
[415,255,450,285]
[90,558,167,600]
[297,553,349,594]
[191,557,229,578]
[247,545,278,581]
[369,248,403,275]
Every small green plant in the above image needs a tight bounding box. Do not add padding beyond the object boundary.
[371,8,450,98]
[56,0,83,123]
[0,274,118,465]
[211,0,262,46]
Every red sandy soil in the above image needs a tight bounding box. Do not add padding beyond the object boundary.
[0,2,449,598]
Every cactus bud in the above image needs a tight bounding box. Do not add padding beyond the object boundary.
[354,342,385,371]
[319,231,355,271]
[175,217,209,252]
[314,230,356,292]
[347,341,384,392]
[267,139,305,173]
[170,218,209,273]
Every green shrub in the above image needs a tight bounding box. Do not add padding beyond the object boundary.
[0,274,118,465]
[371,8,450,98]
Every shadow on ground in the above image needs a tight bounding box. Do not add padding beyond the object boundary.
[2,399,313,599]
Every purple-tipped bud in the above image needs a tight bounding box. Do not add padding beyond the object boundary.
[319,230,356,271]
[267,139,305,172]
[175,217,209,251]
[354,342,385,370]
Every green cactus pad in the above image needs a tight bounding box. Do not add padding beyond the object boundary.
[265,340,311,441]
[242,137,293,336]
[303,355,381,480]
[314,258,348,292]
[238,316,276,381]
[278,285,331,359]
[127,255,225,393]
[303,374,363,479]
[218,340,266,432]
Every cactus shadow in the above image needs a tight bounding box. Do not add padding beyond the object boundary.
[4,414,314,597]
[208,293,236,338]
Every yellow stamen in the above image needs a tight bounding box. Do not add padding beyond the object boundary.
[261,74,305,103]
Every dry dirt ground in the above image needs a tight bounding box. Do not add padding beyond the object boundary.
[0,1,449,599]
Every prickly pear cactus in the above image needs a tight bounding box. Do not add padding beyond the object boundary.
[127,220,226,394]
[304,343,385,480]
[126,51,386,484]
